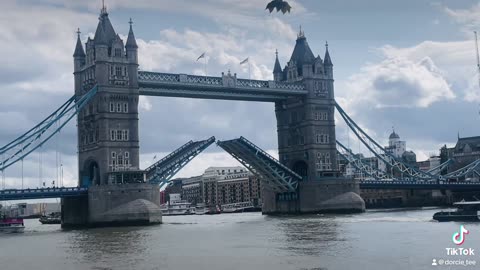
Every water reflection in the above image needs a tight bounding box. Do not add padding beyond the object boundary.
[66,226,152,269]
[269,214,350,257]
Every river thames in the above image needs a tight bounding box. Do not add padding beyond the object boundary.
[1,208,479,270]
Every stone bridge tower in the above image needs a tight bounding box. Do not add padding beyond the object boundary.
[274,30,337,182]
[73,7,140,186]
[65,7,161,228]
[263,30,364,214]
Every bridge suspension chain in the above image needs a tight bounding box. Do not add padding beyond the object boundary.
[336,140,394,181]
[0,85,98,171]
[334,101,438,181]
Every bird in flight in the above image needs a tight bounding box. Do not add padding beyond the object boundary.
[266,0,292,14]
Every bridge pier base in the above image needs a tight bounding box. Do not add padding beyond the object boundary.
[88,183,162,227]
[61,184,162,228]
[262,178,365,215]
[61,196,89,228]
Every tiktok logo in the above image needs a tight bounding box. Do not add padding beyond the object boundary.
[452,225,469,245]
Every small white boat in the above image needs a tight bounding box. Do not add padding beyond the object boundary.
[0,217,25,233]
[195,203,209,215]
[160,193,193,216]
[221,201,254,213]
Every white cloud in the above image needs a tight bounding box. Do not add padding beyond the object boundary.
[444,3,480,34]
[336,37,475,161]
[340,56,454,111]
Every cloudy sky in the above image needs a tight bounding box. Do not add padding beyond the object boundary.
[1,0,479,189]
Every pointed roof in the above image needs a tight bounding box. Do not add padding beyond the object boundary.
[94,6,116,46]
[289,30,315,68]
[324,41,333,66]
[273,49,282,73]
[73,28,86,57]
[126,18,138,49]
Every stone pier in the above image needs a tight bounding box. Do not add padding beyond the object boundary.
[262,178,365,214]
[61,183,162,228]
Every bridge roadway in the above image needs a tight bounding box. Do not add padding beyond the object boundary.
[2,181,480,201]
[0,187,88,201]
[137,71,308,102]
[360,181,480,191]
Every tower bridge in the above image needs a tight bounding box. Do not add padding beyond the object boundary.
[2,7,480,226]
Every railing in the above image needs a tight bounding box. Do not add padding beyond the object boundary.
[139,71,180,83]
[138,71,306,91]
[0,187,88,200]
[238,136,302,180]
[186,75,222,85]
[275,82,306,90]
[145,140,194,174]
[236,79,269,88]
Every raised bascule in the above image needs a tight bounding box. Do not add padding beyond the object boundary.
[68,7,364,224]
[2,7,480,227]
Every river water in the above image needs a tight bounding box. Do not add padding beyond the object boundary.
[1,208,479,270]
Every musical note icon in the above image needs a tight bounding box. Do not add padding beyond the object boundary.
[452,225,469,245]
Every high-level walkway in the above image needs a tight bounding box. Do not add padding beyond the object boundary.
[138,71,307,102]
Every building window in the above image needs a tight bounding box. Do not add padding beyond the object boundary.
[114,48,122,57]
[115,66,122,77]
[123,102,128,113]
[117,103,121,112]
[316,133,330,144]
[118,154,123,166]
[122,130,129,141]
[125,152,130,166]
[110,102,115,112]
[111,130,116,141]
[316,152,332,171]
[111,152,117,166]
[116,130,122,141]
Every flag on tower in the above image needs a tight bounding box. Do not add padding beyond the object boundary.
[240,57,249,65]
[197,52,206,61]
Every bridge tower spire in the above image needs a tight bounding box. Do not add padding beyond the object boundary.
[273,49,283,82]
[73,28,86,96]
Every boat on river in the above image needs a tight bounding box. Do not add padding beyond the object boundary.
[0,216,25,233]
[160,193,193,216]
[39,212,61,225]
[433,201,480,222]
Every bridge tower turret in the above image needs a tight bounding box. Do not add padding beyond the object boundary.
[74,7,140,187]
[273,49,283,82]
[275,30,338,181]
[73,29,86,97]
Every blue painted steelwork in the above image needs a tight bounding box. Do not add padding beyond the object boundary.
[335,101,437,181]
[0,85,98,171]
[0,187,87,201]
[138,71,307,102]
[146,137,216,187]
[360,180,480,191]
[444,159,480,179]
[427,159,453,174]
[337,140,392,180]
[217,136,300,192]
[338,140,456,181]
